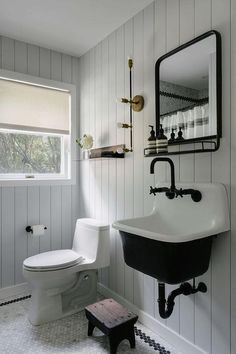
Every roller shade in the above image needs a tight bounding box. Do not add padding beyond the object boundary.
[0,79,70,134]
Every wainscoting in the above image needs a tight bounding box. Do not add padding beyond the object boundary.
[79,0,235,353]
[0,36,80,287]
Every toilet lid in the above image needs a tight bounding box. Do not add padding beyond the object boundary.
[23,250,84,270]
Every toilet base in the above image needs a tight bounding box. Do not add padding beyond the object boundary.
[29,270,97,325]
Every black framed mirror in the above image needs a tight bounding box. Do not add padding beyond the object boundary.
[155,30,222,154]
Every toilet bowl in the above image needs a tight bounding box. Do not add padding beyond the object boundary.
[23,218,110,325]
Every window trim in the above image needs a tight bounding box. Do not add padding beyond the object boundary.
[0,69,77,186]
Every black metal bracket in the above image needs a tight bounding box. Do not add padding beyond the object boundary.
[158,281,207,319]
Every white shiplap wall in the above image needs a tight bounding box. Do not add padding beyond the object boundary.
[0,36,80,287]
[79,0,234,353]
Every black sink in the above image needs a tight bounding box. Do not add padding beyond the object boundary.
[119,231,213,284]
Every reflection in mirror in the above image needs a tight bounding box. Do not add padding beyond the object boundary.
[158,32,219,142]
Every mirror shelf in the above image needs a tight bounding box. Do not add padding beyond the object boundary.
[144,138,220,157]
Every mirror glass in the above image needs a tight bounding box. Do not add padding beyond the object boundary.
[157,32,220,142]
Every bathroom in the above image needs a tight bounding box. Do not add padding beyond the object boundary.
[0,0,235,353]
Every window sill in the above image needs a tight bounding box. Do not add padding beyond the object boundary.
[0,177,76,187]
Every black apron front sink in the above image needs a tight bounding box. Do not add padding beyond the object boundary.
[119,231,213,285]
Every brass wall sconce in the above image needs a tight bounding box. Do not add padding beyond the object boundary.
[119,95,144,112]
[117,58,145,152]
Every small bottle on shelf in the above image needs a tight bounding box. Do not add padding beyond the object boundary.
[156,124,168,154]
[146,125,157,155]
[176,127,185,141]
[169,128,176,142]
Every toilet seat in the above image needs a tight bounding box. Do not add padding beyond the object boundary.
[23,249,84,272]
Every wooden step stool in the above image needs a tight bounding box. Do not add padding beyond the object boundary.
[85,298,138,354]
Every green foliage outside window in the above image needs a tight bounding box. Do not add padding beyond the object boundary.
[0,132,61,174]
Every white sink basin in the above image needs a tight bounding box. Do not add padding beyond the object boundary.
[113,183,230,243]
[112,183,230,284]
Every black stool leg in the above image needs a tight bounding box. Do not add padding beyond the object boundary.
[88,321,95,336]
[129,327,136,348]
[109,335,119,354]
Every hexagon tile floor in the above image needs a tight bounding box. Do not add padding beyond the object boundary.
[0,293,182,354]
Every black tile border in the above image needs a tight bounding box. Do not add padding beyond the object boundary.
[135,326,171,354]
[0,294,31,307]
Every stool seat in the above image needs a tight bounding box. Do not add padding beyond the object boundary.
[85,298,138,354]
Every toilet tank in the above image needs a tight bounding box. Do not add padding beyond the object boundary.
[72,218,110,268]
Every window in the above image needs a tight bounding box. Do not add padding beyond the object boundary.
[0,70,76,184]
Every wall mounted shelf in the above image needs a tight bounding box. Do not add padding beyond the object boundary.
[144,138,219,157]
[77,144,125,160]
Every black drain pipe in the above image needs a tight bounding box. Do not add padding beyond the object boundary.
[158,281,207,319]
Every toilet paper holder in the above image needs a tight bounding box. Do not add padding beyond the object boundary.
[26,225,47,233]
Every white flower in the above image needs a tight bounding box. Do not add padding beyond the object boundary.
[76,134,93,150]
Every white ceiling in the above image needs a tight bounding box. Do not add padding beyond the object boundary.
[0,0,153,57]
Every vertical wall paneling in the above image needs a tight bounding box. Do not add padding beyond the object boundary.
[79,1,233,353]
[211,0,231,353]
[165,0,180,334]
[154,0,167,324]
[61,186,72,250]
[166,0,180,183]
[82,53,90,218]
[101,40,109,286]
[27,187,40,257]
[51,186,62,250]
[13,41,28,284]
[143,3,156,317]
[14,41,27,74]
[39,48,51,79]
[95,44,103,282]
[133,11,144,310]
[1,188,15,287]
[39,187,51,253]
[108,32,117,292]
[51,51,62,81]
[82,54,89,220]
[1,37,14,70]
[14,187,27,284]
[62,54,72,83]
[79,55,86,218]
[27,45,39,76]
[178,0,195,343]
[88,49,96,220]
[179,0,195,182]
[194,1,212,352]
[123,19,134,304]
[0,37,80,288]
[231,1,236,353]
[116,27,125,297]
[194,0,212,184]
[71,56,80,244]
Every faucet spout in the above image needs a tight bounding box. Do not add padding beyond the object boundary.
[150,157,176,191]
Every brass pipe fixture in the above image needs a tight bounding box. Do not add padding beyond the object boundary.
[117,58,144,153]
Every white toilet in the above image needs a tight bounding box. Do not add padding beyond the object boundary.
[23,218,110,325]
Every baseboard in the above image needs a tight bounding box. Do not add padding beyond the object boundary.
[98,283,208,354]
[0,283,30,301]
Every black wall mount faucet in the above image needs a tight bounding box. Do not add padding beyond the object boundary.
[150,157,202,202]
